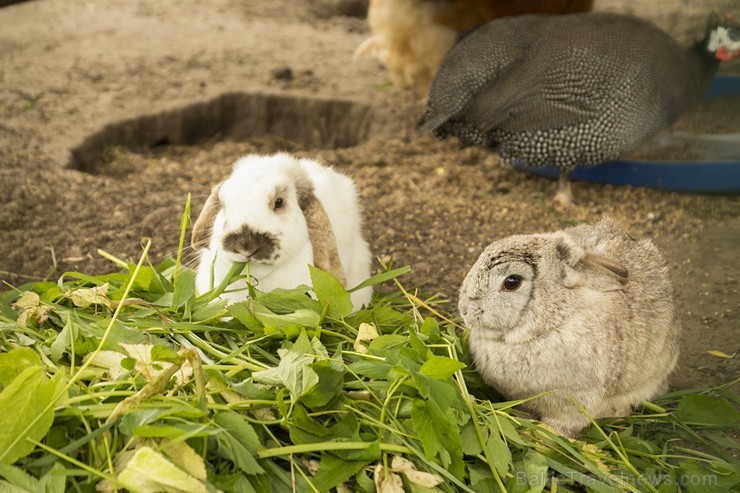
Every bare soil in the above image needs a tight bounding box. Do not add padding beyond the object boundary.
[0,0,737,390]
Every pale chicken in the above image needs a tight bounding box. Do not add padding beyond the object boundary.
[355,0,594,98]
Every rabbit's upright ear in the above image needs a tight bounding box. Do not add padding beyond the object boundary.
[581,252,628,282]
[556,238,628,288]
[191,183,223,249]
[295,175,346,286]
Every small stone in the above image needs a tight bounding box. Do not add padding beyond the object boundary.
[271,66,293,81]
[495,182,511,193]
[310,0,368,19]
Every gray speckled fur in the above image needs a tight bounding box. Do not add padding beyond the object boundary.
[419,12,720,172]
[458,217,681,437]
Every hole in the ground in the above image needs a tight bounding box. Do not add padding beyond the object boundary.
[69,92,377,174]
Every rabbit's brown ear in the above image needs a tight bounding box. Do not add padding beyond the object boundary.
[292,165,346,285]
[191,183,223,249]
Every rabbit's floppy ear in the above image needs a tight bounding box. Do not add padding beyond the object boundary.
[294,171,347,286]
[556,237,628,288]
[191,182,223,249]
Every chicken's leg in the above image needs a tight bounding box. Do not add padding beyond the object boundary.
[554,170,573,206]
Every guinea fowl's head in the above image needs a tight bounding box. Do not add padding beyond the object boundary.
[706,13,740,61]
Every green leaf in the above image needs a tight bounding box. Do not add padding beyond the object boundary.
[485,428,512,479]
[87,319,148,352]
[461,422,484,457]
[227,302,263,331]
[289,405,332,442]
[310,455,368,491]
[231,381,276,400]
[291,329,314,354]
[368,334,409,353]
[544,457,619,493]
[118,408,170,436]
[214,412,263,452]
[191,299,227,322]
[419,317,441,342]
[153,292,174,308]
[355,469,376,492]
[411,399,464,479]
[212,473,261,493]
[412,400,443,457]
[302,361,344,409]
[326,411,362,441]
[618,435,660,455]
[72,335,100,357]
[252,305,321,331]
[677,460,740,492]
[348,266,411,292]
[49,316,76,363]
[0,348,40,387]
[254,287,321,314]
[214,412,265,475]
[470,462,499,492]
[0,463,39,492]
[347,305,414,333]
[348,359,393,380]
[497,416,528,447]
[309,264,353,319]
[252,349,319,399]
[289,407,366,448]
[411,373,461,411]
[675,394,740,426]
[340,440,381,462]
[117,446,208,493]
[151,345,180,364]
[407,325,429,359]
[0,369,65,465]
[703,430,740,450]
[172,269,196,309]
[520,449,549,493]
[38,462,66,493]
[419,356,466,380]
[130,264,155,291]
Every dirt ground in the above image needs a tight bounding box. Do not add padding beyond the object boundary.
[1,0,738,391]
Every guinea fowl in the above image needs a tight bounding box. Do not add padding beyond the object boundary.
[418,12,740,204]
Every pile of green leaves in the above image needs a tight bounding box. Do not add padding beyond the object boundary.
[0,229,738,492]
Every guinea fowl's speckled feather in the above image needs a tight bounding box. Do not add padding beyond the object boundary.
[418,12,724,196]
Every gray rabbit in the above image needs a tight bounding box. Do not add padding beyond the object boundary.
[459,217,681,437]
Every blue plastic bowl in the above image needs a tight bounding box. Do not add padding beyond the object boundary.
[513,75,740,194]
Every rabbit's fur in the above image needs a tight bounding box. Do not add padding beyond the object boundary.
[459,217,680,437]
[192,153,372,309]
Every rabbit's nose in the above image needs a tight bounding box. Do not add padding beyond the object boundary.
[223,227,278,261]
[458,296,480,316]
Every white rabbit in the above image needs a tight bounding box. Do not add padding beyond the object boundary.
[191,153,373,310]
[458,217,681,437]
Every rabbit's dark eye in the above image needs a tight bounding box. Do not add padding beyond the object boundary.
[502,275,522,291]
[273,197,284,210]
